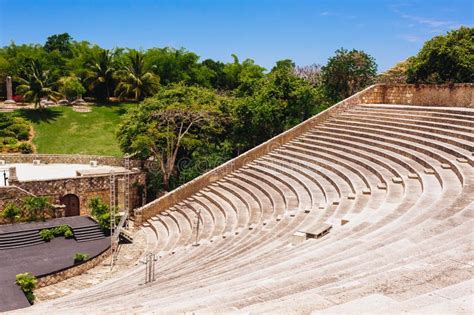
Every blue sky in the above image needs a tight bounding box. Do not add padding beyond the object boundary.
[0,0,472,71]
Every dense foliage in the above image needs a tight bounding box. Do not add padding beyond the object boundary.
[88,196,117,232]
[119,61,327,193]
[406,27,474,83]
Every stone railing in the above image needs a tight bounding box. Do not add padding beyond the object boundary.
[0,154,142,169]
[0,186,36,224]
[36,248,110,288]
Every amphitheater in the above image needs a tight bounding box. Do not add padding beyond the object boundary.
[16,84,474,314]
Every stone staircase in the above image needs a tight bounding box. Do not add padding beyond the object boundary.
[72,225,106,242]
[23,102,474,314]
[0,229,44,250]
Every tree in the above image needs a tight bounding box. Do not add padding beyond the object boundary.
[406,27,474,83]
[115,51,160,101]
[15,59,60,108]
[118,84,225,190]
[44,33,72,56]
[58,76,86,102]
[85,49,116,101]
[322,48,377,102]
[231,60,324,152]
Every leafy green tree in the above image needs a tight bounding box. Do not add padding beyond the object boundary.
[322,48,377,102]
[222,54,266,94]
[44,33,73,56]
[145,47,201,85]
[1,203,21,223]
[15,59,60,108]
[118,83,226,190]
[407,27,474,83]
[58,76,86,101]
[85,49,116,101]
[231,60,324,152]
[115,51,160,101]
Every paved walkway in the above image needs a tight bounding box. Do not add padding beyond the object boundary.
[0,218,110,312]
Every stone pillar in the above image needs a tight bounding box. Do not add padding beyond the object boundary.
[8,167,18,184]
[5,76,16,104]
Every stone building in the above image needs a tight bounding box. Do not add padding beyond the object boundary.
[0,154,146,223]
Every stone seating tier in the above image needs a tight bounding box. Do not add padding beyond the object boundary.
[24,102,474,314]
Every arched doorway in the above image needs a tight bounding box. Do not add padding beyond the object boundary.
[61,194,80,217]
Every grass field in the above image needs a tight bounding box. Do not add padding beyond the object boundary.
[15,103,135,157]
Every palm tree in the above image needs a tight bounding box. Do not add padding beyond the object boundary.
[85,49,115,101]
[16,59,60,108]
[115,51,159,101]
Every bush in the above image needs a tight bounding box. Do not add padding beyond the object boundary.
[15,272,37,304]
[18,142,33,154]
[52,224,73,237]
[39,225,74,240]
[88,196,117,232]
[3,137,17,145]
[23,196,52,222]
[74,252,89,263]
[39,229,54,241]
[64,229,74,238]
[1,203,21,223]
[58,76,86,102]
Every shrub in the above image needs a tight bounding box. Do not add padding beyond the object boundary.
[18,143,33,154]
[23,196,51,221]
[88,196,117,232]
[39,229,54,241]
[1,203,21,223]
[58,76,86,102]
[74,252,89,263]
[40,225,74,240]
[64,229,74,238]
[52,224,73,237]
[15,272,37,304]
[3,137,17,145]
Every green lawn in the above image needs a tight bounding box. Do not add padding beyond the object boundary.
[15,103,135,157]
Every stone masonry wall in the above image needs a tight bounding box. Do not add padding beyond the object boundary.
[14,171,146,217]
[380,83,473,107]
[134,83,473,224]
[0,186,36,224]
[36,249,110,288]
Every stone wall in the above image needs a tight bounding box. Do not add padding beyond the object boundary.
[0,186,36,224]
[379,83,473,107]
[13,171,146,216]
[134,83,473,224]
[36,249,110,288]
[0,154,142,169]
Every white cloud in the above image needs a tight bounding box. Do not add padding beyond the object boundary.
[398,34,422,43]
